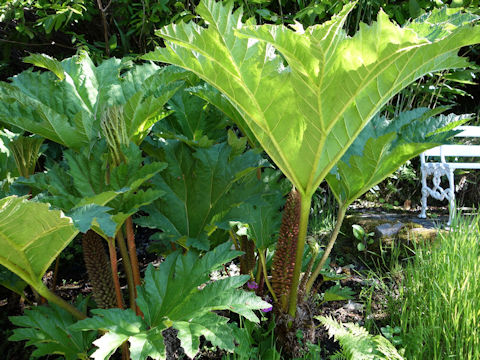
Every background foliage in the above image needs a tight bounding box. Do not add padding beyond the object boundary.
[0,1,479,359]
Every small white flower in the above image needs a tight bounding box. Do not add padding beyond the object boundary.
[210,270,222,281]
[228,262,240,276]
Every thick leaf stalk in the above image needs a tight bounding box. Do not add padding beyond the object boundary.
[287,192,312,317]
[116,230,137,312]
[126,217,142,290]
[298,238,320,295]
[35,282,86,320]
[82,230,117,309]
[271,189,301,312]
[107,237,124,309]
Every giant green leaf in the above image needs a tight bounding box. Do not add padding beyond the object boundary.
[72,242,271,360]
[0,52,185,150]
[136,140,261,250]
[19,143,166,237]
[9,297,95,360]
[0,129,18,183]
[144,0,480,198]
[218,170,285,250]
[326,108,469,206]
[0,196,77,290]
[187,83,257,146]
[155,84,230,143]
[0,264,27,297]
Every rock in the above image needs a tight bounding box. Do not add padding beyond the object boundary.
[338,211,444,256]
[343,300,364,312]
[375,222,403,238]
[398,227,442,242]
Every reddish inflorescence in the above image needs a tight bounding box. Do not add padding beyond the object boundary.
[271,189,301,312]
[82,230,117,309]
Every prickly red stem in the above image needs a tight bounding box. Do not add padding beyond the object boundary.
[116,230,137,312]
[126,217,141,289]
[107,237,124,309]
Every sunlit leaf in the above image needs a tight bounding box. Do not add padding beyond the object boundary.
[326,108,470,206]
[0,196,77,289]
[144,0,480,198]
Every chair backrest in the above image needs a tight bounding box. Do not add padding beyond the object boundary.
[453,126,480,138]
[421,126,480,163]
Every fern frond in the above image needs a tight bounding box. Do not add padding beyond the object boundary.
[318,315,404,360]
[330,351,347,360]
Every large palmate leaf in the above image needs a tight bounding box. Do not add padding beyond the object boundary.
[187,83,257,146]
[137,140,261,250]
[155,84,230,144]
[20,143,166,237]
[0,52,185,150]
[9,297,95,360]
[0,129,18,186]
[72,242,271,360]
[223,199,282,250]
[218,170,285,250]
[144,0,480,198]
[0,264,27,297]
[0,196,77,290]
[326,108,469,207]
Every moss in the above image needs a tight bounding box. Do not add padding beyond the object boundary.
[397,226,442,243]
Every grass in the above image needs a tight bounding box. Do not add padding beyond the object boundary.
[393,213,480,360]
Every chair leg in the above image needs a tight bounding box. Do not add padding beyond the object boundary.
[447,168,456,226]
[419,166,428,219]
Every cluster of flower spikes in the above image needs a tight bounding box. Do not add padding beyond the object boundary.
[82,230,117,309]
[239,235,256,275]
[271,188,300,312]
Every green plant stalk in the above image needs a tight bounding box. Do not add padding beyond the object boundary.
[305,206,346,295]
[125,217,141,289]
[107,237,124,309]
[116,230,137,312]
[298,244,319,295]
[36,281,86,320]
[229,230,240,251]
[287,193,312,317]
[52,256,60,292]
[255,255,262,284]
[259,250,277,303]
